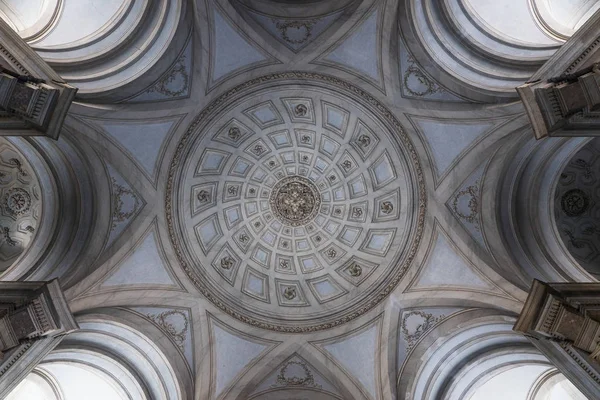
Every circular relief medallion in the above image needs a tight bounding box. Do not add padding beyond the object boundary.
[166,72,426,332]
[561,189,590,217]
[4,187,31,217]
[270,176,321,226]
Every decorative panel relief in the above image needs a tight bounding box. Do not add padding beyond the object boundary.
[126,33,194,102]
[398,37,464,101]
[242,4,347,53]
[0,139,41,273]
[248,353,342,398]
[555,138,600,278]
[130,306,194,371]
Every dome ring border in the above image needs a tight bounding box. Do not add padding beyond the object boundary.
[165,71,427,333]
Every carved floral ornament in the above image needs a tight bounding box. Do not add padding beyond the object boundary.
[270,176,321,227]
[197,190,210,203]
[147,55,189,98]
[451,181,482,231]
[3,188,31,217]
[111,178,142,228]
[0,147,40,267]
[348,262,362,277]
[220,256,235,270]
[166,72,426,332]
[147,310,189,350]
[561,189,590,217]
[283,286,297,300]
[228,126,241,140]
[401,310,445,349]
[294,103,308,117]
[274,20,318,45]
[272,360,321,389]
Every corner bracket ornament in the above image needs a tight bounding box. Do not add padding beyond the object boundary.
[0,280,78,397]
[517,9,600,139]
[0,19,77,139]
[514,280,600,399]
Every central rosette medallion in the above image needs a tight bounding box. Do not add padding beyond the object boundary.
[166,73,425,332]
[270,176,321,226]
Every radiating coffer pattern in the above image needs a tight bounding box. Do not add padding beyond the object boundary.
[170,78,423,331]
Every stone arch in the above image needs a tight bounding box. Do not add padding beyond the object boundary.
[526,368,589,400]
[0,130,108,289]
[398,0,568,102]
[481,129,595,288]
[397,309,563,400]
[0,0,193,102]
[530,0,600,40]
[23,309,193,400]
[0,0,61,40]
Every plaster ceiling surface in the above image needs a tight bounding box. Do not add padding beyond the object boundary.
[2,0,596,398]
[167,73,425,332]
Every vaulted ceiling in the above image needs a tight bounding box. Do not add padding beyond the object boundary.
[1,0,597,399]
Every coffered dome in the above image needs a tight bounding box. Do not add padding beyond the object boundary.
[3,1,596,398]
[167,72,426,332]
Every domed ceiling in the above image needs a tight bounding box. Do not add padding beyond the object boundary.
[2,0,594,398]
[167,73,425,332]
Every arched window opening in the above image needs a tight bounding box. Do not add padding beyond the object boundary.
[38,363,127,400]
[0,0,189,99]
[6,314,185,400]
[529,370,589,400]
